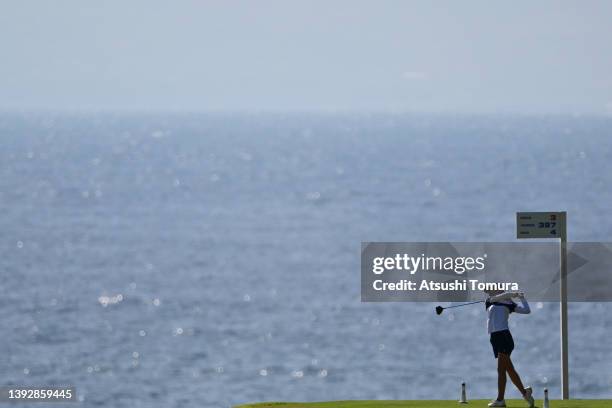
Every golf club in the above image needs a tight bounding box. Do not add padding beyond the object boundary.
[435,300,484,315]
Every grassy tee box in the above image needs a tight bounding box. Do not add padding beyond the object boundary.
[235,400,612,408]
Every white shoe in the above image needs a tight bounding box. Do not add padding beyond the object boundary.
[523,386,535,408]
[488,400,506,407]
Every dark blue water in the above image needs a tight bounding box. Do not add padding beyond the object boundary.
[1,113,611,407]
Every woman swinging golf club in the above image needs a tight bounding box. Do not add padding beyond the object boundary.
[484,289,535,408]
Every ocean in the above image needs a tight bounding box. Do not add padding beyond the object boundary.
[1,112,611,407]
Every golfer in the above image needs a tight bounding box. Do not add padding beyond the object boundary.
[484,289,534,408]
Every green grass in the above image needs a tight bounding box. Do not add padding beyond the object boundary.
[235,400,612,408]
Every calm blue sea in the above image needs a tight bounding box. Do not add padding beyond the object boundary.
[1,113,611,407]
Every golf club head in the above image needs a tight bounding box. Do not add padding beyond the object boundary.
[435,306,444,315]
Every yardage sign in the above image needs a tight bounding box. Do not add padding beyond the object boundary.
[516,210,569,399]
[516,212,565,238]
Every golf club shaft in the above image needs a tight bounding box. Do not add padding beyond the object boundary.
[442,300,484,310]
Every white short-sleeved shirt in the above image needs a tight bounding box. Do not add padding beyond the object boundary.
[487,297,530,334]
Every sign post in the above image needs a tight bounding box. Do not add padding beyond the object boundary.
[516,211,568,400]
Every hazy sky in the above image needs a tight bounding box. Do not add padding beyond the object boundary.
[2,1,612,113]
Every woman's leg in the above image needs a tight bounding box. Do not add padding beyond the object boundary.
[499,353,527,395]
[496,354,508,401]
